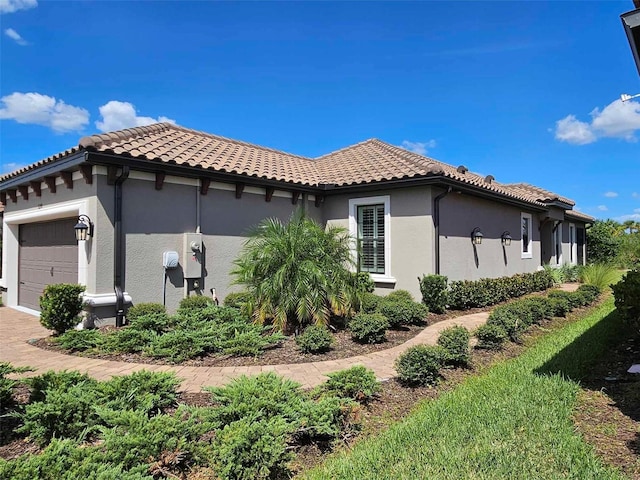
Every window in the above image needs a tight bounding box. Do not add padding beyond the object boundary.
[357,204,385,273]
[569,223,576,264]
[521,213,533,259]
[348,196,395,284]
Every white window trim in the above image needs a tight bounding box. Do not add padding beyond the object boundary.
[348,195,395,284]
[521,212,533,259]
[555,222,564,265]
[569,223,577,265]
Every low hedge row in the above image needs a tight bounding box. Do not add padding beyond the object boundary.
[476,284,600,349]
[419,270,555,312]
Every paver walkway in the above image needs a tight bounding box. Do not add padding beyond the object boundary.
[0,283,578,392]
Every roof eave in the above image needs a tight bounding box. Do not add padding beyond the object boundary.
[0,151,88,191]
[321,176,549,212]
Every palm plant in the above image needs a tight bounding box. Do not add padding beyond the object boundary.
[232,211,359,332]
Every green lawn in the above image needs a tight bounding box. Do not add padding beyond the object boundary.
[303,297,626,480]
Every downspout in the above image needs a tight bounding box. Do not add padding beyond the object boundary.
[433,187,452,275]
[114,166,130,327]
[195,179,201,233]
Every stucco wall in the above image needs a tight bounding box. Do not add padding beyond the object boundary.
[97,172,314,313]
[323,186,433,300]
[1,171,98,308]
[439,192,541,281]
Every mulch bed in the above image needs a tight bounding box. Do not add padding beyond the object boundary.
[7,300,640,479]
[31,307,490,367]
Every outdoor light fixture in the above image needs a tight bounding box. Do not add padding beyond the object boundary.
[471,227,484,245]
[501,231,513,246]
[74,214,94,241]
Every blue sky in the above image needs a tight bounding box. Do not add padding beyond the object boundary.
[1,0,639,221]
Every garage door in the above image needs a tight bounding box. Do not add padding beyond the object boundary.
[19,218,78,311]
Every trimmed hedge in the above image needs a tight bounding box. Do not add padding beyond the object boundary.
[296,325,334,354]
[349,313,389,344]
[612,268,640,328]
[395,345,447,386]
[39,284,86,335]
[418,274,448,314]
[437,326,470,367]
[447,270,554,310]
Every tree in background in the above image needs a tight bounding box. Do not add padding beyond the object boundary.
[587,219,640,267]
[232,211,359,333]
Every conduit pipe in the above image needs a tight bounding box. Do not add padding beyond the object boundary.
[433,187,452,275]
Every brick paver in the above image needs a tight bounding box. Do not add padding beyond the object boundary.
[2,297,540,391]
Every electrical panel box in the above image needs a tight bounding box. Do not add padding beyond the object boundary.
[162,251,179,269]
[183,233,203,279]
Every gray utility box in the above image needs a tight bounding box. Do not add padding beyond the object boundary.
[183,233,203,279]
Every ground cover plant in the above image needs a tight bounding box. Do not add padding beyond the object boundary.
[0,370,365,480]
[303,296,622,480]
[53,303,284,363]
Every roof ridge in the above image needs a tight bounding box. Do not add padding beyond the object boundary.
[314,138,379,161]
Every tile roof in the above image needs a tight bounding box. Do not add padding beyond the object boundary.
[0,122,590,219]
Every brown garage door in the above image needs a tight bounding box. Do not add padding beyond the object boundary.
[19,218,78,311]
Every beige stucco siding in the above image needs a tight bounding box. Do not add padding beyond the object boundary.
[439,192,541,281]
[323,186,433,300]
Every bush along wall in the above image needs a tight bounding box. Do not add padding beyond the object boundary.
[446,270,554,310]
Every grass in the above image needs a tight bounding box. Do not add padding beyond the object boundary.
[302,297,625,480]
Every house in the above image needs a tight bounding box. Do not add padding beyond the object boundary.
[0,123,593,323]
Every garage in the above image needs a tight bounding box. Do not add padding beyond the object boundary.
[18,218,78,311]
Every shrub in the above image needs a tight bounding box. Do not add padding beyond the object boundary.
[178,295,214,313]
[0,363,32,410]
[54,329,103,352]
[18,383,100,445]
[378,299,428,328]
[349,313,389,344]
[97,371,180,415]
[126,303,166,323]
[419,274,448,314]
[548,290,581,310]
[27,370,97,403]
[385,290,414,303]
[353,272,375,294]
[323,366,380,402]
[474,324,507,350]
[232,211,358,332]
[224,291,251,309]
[103,327,158,354]
[560,264,582,283]
[296,325,334,354]
[612,268,640,328]
[518,296,552,323]
[486,308,524,343]
[359,292,383,313]
[547,297,570,317]
[395,345,446,386]
[39,283,86,335]
[128,312,171,334]
[580,263,619,291]
[437,326,470,367]
[144,330,207,363]
[212,416,294,480]
[222,330,284,357]
[576,284,600,304]
[543,264,566,286]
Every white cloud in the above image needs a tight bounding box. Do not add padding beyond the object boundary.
[633,192,639,198]
[0,0,37,14]
[617,213,640,222]
[400,139,437,156]
[4,27,27,45]
[604,191,618,198]
[0,92,89,133]
[96,100,175,132]
[554,115,596,145]
[554,99,640,145]
[597,205,608,211]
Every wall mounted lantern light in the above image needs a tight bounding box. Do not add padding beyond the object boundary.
[74,214,94,242]
[471,227,483,245]
[501,231,512,246]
